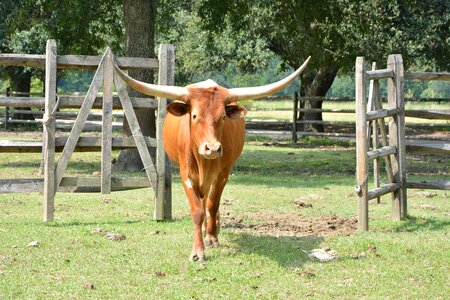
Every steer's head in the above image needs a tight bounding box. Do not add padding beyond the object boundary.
[113,56,311,159]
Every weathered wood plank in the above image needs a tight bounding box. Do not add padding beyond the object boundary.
[156,44,174,220]
[373,78,395,186]
[43,39,57,222]
[0,97,45,107]
[0,96,157,109]
[406,180,450,190]
[368,183,401,200]
[405,110,450,120]
[0,53,158,70]
[58,55,159,70]
[114,67,157,189]
[0,177,150,193]
[55,52,106,188]
[367,146,397,160]
[101,48,113,194]
[355,56,369,231]
[0,137,156,153]
[406,142,450,155]
[366,68,394,80]
[388,54,407,220]
[366,108,399,121]
[405,71,450,81]
[292,91,298,143]
[298,108,355,113]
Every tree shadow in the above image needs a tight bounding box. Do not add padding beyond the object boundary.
[224,232,323,268]
[392,216,449,233]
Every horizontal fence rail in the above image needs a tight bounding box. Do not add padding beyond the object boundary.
[0,54,158,70]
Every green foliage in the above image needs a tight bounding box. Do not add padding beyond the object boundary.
[198,0,449,72]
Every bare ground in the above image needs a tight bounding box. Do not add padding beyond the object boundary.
[221,210,357,238]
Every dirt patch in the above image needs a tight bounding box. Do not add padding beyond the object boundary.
[222,212,357,237]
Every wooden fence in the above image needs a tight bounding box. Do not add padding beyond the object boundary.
[0,39,173,221]
[355,54,449,231]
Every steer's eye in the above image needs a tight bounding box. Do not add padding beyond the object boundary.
[192,114,197,120]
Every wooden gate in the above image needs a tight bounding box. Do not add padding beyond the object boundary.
[0,39,173,221]
[355,54,449,231]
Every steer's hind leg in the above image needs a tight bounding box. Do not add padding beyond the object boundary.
[205,173,229,248]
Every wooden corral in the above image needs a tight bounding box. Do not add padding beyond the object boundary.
[355,54,449,231]
[0,39,174,222]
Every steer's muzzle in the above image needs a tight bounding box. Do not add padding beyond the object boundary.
[199,142,223,159]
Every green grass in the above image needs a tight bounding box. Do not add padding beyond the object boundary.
[0,136,449,299]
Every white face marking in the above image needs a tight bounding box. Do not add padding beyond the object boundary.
[196,79,218,89]
[184,178,193,189]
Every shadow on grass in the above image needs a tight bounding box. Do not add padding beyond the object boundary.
[226,232,323,268]
[43,219,144,228]
[0,161,41,168]
[393,216,449,232]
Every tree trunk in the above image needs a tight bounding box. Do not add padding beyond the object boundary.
[113,0,158,171]
[8,67,34,122]
[300,66,339,132]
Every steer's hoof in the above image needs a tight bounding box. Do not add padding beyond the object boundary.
[189,253,205,262]
[205,235,220,248]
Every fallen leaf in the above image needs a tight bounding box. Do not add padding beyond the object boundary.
[298,270,316,278]
[308,248,339,262]
[105,233,126,241]
[294,199,313,208]
[308,194,323,200]
[155,271,166,278]
[352,252,366,259]
[27,241,40,247]
[419,204,436,210]
[368,245,377,252]
[197,263,207,271]
[91,228,108,235]
[417,191,437,198]
[102,198,112,204]
[83,283,95,290]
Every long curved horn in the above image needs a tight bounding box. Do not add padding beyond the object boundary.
[112,61,188,101]
[228,56,311,101]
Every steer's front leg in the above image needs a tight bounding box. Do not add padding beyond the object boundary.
[182,176,206,261]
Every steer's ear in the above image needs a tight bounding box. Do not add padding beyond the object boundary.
[225,105,247,119]
[167,101,190,116]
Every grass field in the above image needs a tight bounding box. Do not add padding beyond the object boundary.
[0,132,448,299]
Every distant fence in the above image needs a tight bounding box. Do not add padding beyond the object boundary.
[244,93,449,142]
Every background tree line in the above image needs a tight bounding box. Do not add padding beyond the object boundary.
[0,0,448,168]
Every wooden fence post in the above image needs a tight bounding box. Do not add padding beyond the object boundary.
[355,56,368,231]
[387,54,407,220]
[101,48,113,194]
[292,91,298,143]
[155,44,174,220]
[43,39,57,222]
[5,87,10,129]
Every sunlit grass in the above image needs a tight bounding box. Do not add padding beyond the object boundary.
[0,137,448,299]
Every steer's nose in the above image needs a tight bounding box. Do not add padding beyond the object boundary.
[199,142,223,159]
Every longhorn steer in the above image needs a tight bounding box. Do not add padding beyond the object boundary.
[114,57,310,261]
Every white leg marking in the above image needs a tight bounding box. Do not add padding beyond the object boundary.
[184,178,193,189]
